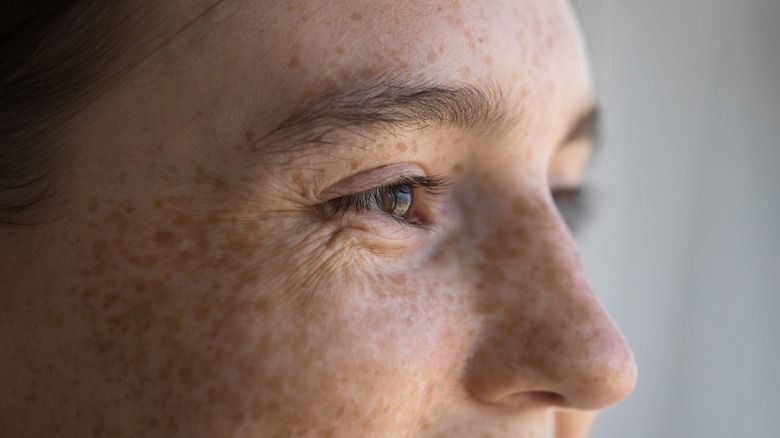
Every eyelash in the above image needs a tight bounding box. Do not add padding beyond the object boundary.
[325,177,593,233]
[552,185,594,234]
[326,175,450,230]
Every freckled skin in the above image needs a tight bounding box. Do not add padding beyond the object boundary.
[0,0,636,437]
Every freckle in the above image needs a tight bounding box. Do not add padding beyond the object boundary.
[153,229,181,248]
[335,46,345,55]
[350,159,360,170]
[511,197,533,216]
[203,210,223,226]
[288,56,300,68]
[451,162,464,173]
[92,423,105,437]
[131,278,146,293]
[291,172,306,187]
[140,254,159,269]
[176,249,192,264]
[101,293,121,310]
[211,175,228,192]
[87,200,99,213]
[154,199,163,209]
[350,11,363,20]
[245,130,255,141]
[426,51,438,63]
[93,238,107,252]
[45,310,64,328]
[395,142,408,152]
[337,68,350,81]
[359,67,378,79]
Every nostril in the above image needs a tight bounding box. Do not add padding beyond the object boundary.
[490,391,567,409]
[505,391,567,409]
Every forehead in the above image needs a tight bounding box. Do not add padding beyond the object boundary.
[121,0,592,156]
[63,0,594,268]
[239,1,584,87]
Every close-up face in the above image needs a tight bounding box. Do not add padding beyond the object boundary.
[0,0,636,436]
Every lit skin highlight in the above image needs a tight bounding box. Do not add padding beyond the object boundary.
[0,0,636,437]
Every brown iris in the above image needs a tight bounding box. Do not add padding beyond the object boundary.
[376,185,414,220]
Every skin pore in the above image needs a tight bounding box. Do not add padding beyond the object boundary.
[0,0,636,437]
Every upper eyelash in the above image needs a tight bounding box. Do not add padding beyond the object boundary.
[326,175,450,228]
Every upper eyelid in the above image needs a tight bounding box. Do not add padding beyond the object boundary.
[330,176,447,212]
[318,164,430,200]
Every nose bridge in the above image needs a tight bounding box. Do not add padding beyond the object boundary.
[462,191,636,410]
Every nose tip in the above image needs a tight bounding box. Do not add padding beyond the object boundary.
[463,305,637,411]
[461,200,637,411]
[556,321,638,410]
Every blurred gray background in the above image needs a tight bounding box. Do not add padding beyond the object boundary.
[573,1,780,437]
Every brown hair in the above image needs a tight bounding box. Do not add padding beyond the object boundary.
[0,1,152,226]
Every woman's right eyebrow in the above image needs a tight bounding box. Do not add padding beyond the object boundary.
[256,79,513,150]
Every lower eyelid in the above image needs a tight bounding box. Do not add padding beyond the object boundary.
[328,212,429,247]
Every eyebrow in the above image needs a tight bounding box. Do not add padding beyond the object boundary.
[260,78,599,151]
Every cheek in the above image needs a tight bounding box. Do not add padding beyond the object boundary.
[243,265,470,435]
[7,183,470,436]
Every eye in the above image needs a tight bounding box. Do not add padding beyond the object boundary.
[325,175,449,229]
[376,184,414,221]
[552,185,594,234]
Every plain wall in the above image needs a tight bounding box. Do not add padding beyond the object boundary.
[573,1,780,437]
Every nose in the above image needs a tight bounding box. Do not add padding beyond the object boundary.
[461,192,637,411]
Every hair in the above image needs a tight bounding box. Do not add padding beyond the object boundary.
[0,0,157,226]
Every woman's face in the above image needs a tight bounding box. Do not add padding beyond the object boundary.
[1,0,636,436]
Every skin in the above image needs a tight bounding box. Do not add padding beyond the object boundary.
[0,0,636,437]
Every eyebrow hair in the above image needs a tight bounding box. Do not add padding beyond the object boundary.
[260,79,511,149]
[259,78,599,151]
